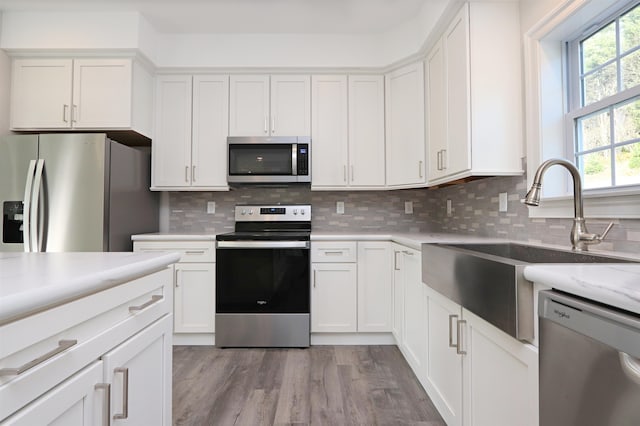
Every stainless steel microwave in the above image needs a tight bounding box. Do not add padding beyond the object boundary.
[227,136,311,183]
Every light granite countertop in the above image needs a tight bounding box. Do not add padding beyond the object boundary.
[0,251,181,325]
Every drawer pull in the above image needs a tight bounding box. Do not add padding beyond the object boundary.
[113,367,129,420]
[448,315,458,348]
[129,295,163,313]
[0,339,78,376]
[323,251,344,255]
[456,319,467,355]
[185,250,206,255]
[95,383,111,426]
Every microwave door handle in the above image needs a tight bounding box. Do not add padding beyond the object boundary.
[30,159,45,252]
[22,160,38,252]
[292,144,297,176]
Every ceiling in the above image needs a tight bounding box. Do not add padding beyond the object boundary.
[0,0,433,35]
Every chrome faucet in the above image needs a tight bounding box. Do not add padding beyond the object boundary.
[523,158,614,251]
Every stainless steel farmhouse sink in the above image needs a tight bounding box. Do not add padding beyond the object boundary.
[422,242,636,342]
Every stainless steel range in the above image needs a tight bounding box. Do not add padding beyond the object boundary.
[215,204,311,347]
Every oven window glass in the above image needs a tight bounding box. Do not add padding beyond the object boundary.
[228,144,293,175]
[217,248,309,313]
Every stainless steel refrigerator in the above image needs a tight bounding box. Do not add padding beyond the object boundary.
[0,133,158,252]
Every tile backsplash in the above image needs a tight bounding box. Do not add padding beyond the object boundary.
[168,175,640,255]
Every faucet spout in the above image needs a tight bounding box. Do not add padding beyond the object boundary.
[523,158,613,251]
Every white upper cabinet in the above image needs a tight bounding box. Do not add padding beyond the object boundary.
[229,74,310,136]
[10,58,153,137]
[426,2,523,184]
[311,74,385,190]
[385,62,426,187]
[311,75,349,187]
[348,75,385,187]
[152,74,229,190]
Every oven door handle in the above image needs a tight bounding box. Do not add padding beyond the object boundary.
[216,241,310,249]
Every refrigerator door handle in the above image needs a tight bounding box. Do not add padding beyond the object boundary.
[30,159,45,252]
[22,160,37,252]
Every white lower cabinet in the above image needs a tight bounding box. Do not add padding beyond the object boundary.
[174,263,216,333]
[423,287,539,426]
[311,241,392,334]
[133,239,216,339]
[399,247,427,377]
[0,269,174,425]
[2,361,104,425]
[311,263,357,332]
[102,315,172,425]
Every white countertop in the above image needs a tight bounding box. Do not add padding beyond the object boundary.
[132,233,216,241]
[0,251,181,325]
[524,264,640,315]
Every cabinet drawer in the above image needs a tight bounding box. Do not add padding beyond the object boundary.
[0,269,172,421]
[134,240,215,263]
[311,242,357,263]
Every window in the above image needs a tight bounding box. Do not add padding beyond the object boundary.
[567,3,640,191]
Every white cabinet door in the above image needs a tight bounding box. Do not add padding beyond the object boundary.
[462,309,539,426]
[229,75,270,136]
[391,247,404,344]
[152,75,193,187]
[2,361,104,426]
[400,248,427,376]
[444,5,471,177]
[311,75,348,187]
[385,62,426,186]
[426,41,447,181]
[10,59,73,129]
[192,75,229,188]
[72,59,132,129]
[102,315,172,426]
[174,263,215,333]
[424,287,463,426]
[270,75,310,136]
[348,75,385,187]
[357,242,392,332]
[311,263,357,333]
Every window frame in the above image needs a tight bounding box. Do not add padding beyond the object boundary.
[523,0,640,219]
[565,3,640,192]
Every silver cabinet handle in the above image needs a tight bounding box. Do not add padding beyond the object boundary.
[343,165,347,182]
[272,116,276,134]
[94,383,111,426]
[72,104,78,123]
[441,150,447,170]
[419,160,423,178]
[323,251,344,255]
[185,250,206,255]
[351,165,354,182]
[394,250,400,271]
[113,367,129,420]
[313,269,317,288]
[456,319,467,355]
[192,165,196,182]
[62,104,69,123]
[448,315,458,348]
[264,117,268,134]
[0,339,78,376]
[175,269,181,288]
[185,166,189,183]
[437,150,442,170]
[128,295,163,313]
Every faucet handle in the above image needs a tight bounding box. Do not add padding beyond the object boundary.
[598,222,615,241]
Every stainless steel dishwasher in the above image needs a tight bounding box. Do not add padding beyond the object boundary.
[539,290,640,426]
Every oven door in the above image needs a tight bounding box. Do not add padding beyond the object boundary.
[216,241,310,314]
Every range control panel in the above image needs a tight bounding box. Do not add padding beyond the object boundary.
[235,204,311,222]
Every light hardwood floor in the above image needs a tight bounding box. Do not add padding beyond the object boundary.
[173,345,446,426]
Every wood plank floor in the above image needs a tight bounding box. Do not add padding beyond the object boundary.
[173,345,446,426]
